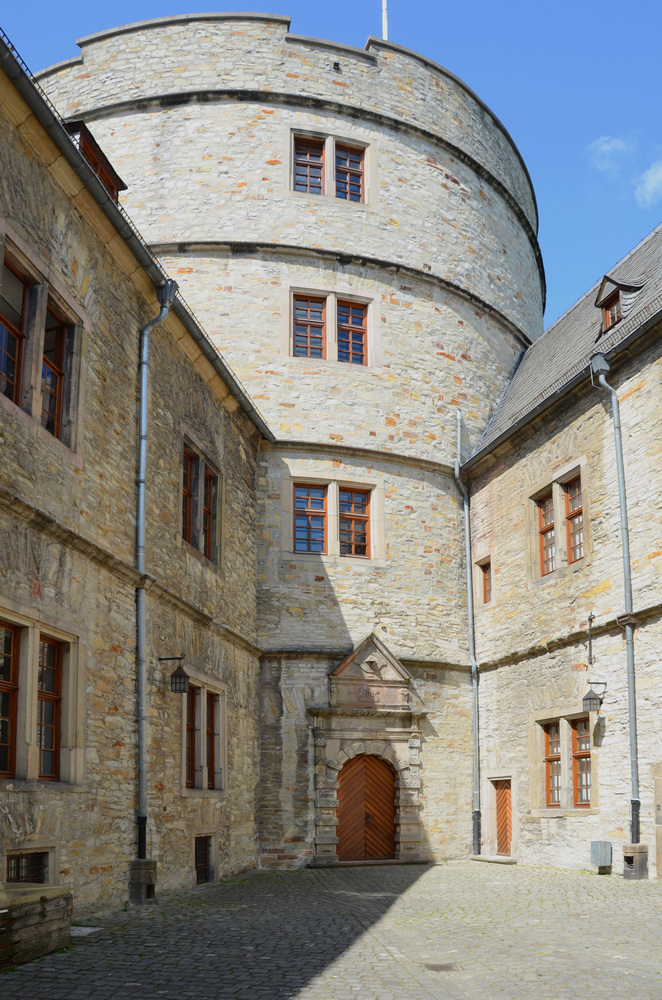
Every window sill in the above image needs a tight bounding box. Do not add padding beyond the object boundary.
[179,787,227,799]
[288,190,372,211]
[0,393,83,468]
[0,778,90,792]
[530,807,598,818]
[287,552,386,568]
[284,354,382,373]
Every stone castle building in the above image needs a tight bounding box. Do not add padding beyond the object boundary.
[1,14,661,915]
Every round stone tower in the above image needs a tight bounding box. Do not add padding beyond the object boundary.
[38,14,544,866]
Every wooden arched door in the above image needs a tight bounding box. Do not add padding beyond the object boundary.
[336,754,396,861]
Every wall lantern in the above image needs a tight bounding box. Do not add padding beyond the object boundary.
[158,655,189,694]
[583,681,607,714]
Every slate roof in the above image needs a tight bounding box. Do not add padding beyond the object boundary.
[466,221,662,467]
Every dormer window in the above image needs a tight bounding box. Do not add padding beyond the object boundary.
[602,291,622,331]
[594,273,643,338]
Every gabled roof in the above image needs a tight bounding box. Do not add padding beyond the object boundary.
[465,220,662,467]
[594,274,642,308]
[330,633,411,682]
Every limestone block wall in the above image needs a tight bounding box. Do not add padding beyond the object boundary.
[36,15,544,463]
[0,64,262,911]
[469,333,662,872]
[36,15,539,234]
[157,251,524,463]
[256,447,466,662]
[258,654,473,867]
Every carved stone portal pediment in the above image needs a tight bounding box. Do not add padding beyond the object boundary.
[329,633,411,711]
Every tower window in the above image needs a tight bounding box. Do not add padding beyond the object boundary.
[337,302,366,365]
[335,146,364,202]
[293,139,324,195]
[339,489,370,557]
[294,484,327,553]
[293,297,326,359]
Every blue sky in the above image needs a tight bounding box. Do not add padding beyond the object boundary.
[3,1,662,326]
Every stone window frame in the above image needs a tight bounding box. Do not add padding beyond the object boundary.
[178,431,224,568]
[283,284,382,369]
[281,467,386,566]
[3,843,58,886]
[530,705,598,816]
[474,550,494,608]
[0,604,84,786]
[289,129,373,207]
[0,222,87,458]
[179,670,227,797]
[525,460,592,584]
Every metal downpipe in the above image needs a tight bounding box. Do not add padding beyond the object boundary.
[136,281,177,860]
[591,354,640,843]
[455,410,481,855]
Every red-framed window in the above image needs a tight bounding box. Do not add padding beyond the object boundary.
[544,722,561,807]
[0,621,19,779]
[41,310,66,438]
[186,685,198,788]
[7,852,48,884]
[337,302,367,365]
[206,692,217,790]
[538,493,555,576]
[37,637,62,781]
[293,138,324,196]
[339,489,370,557]
[565,478,584,563]
[572,717,591,807]
[0,261,26,405]
[182,448,195,545]
[202,467,217,562]
[335,146,364,202]
[293,297,325,358]
[480,561,492,604]
[602,292,622,331]
[294,484,327,553]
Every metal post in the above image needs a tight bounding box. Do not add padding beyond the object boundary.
[382,0,389,40]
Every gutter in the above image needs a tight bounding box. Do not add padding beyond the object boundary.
[0,31,274,443]
[454,410,481,856]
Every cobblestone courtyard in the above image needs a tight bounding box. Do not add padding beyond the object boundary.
[3,861,661,999]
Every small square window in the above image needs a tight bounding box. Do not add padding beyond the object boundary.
[7,851,49,884]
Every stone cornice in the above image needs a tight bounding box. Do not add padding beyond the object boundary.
[152,240,532,350]
[261,439,457,480]
[0,488,260,656]
[62,88,544,303]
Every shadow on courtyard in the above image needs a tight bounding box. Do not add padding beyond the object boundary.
[0,864,431,1000]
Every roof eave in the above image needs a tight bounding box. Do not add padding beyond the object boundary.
[0,33,274,443]
[462,304,662,473]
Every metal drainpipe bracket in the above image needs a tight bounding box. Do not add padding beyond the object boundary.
[616,613,637,628]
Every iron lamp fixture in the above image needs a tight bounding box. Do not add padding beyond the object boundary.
[583,681,607,714]
[158,655,189,693]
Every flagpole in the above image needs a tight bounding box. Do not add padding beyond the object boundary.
[382,0,389,40]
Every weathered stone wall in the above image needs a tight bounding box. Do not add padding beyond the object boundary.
[470,331,662,872]
[257,447,465,662]
[258,653,473,866]
[0,65,262,911]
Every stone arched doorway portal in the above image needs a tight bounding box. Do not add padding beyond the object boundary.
[337,754,396,861]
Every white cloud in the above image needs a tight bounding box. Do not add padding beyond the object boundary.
[635,160,662,208]
[585,135,636,177]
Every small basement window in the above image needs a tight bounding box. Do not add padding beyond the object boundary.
[195,836,212,884]
[7,851,49,883]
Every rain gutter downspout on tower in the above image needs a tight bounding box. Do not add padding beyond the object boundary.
[136,279,178,861]
[455,410,481,855]
[590,353,640,843]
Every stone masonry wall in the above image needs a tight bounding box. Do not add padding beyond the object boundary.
[0,65,262,911]
[470,332,662,872]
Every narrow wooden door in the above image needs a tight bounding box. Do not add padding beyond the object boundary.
[336,755,396,861]
[495,779,512,856]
